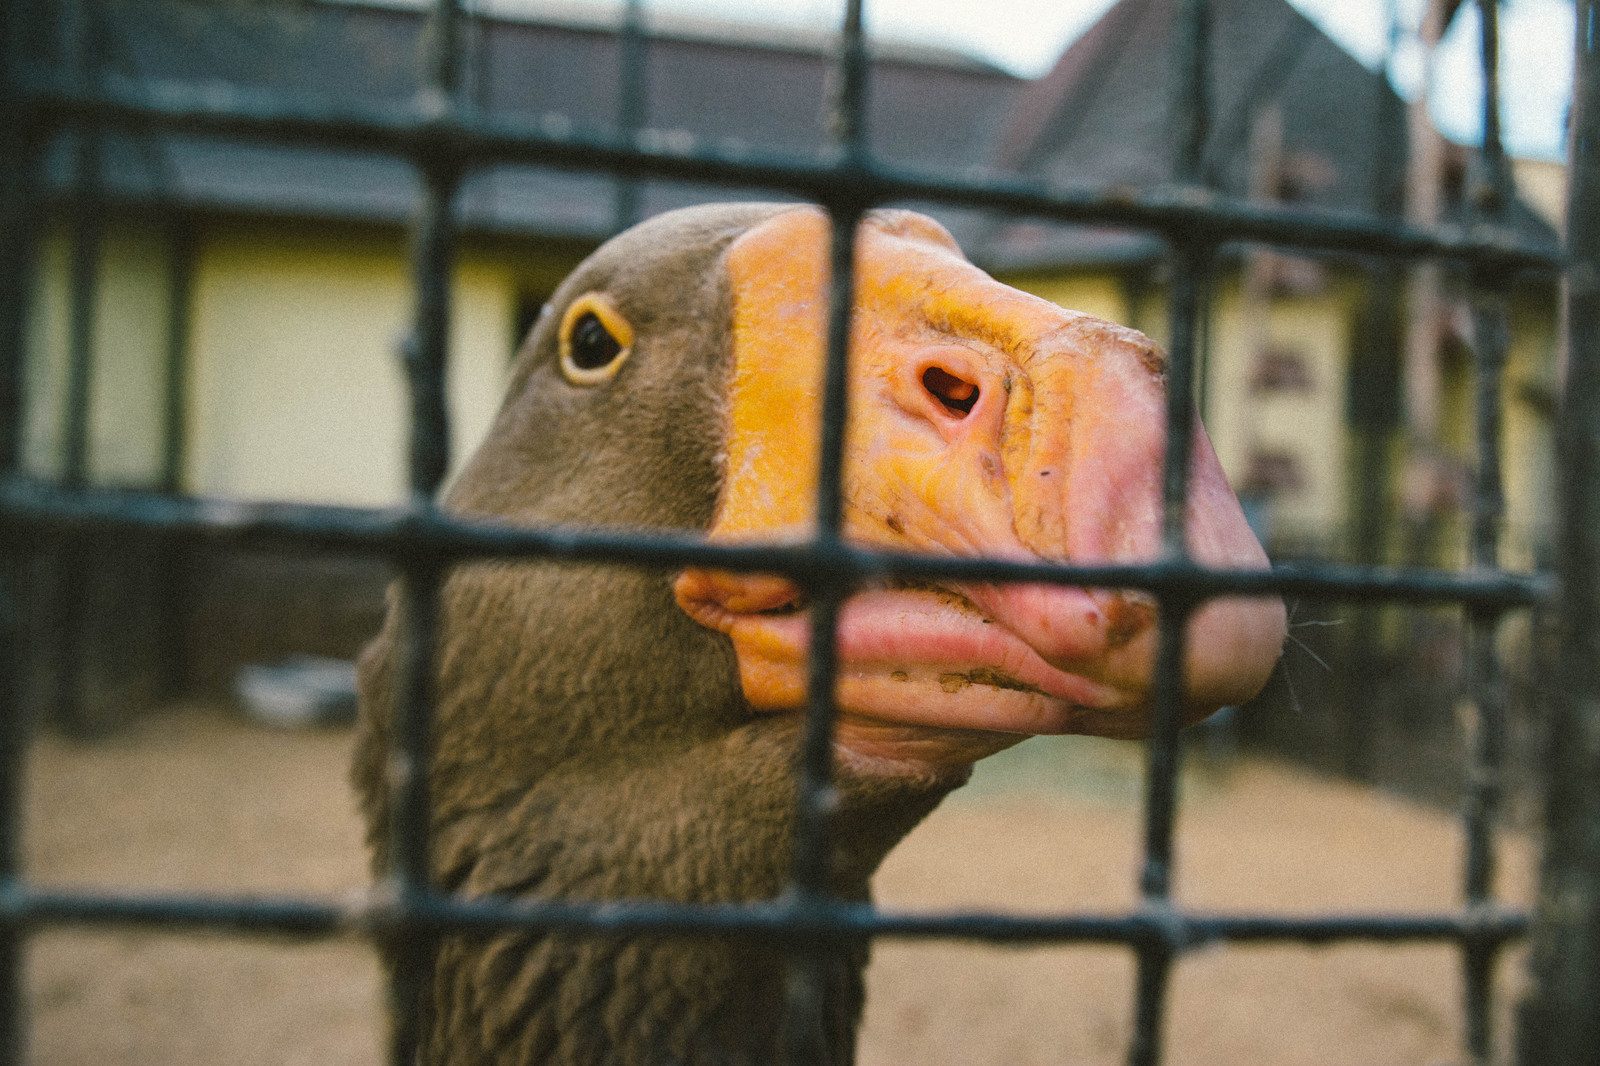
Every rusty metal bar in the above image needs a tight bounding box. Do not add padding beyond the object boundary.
[1519,2,1600,1063]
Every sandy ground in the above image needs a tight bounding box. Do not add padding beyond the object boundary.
[22,705,1533,1066]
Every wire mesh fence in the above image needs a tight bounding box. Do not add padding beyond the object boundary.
[0,1,1590,1064]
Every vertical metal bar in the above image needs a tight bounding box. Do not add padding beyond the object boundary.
[1518,2,1600,1063]
[1344,0,1409,781]
[1128,249,1205,1066]
[0,11,35,472]
[1130,4,1208,1064]
[780,3,867,1064]
[61,130,101,491]
[0,1,37,1061]
[787,195,863,899]
[386,2,463,1064]
[155,220,195,699]
[386,553,444,1066]
[1460,6,1511,1061]
[612,0,646,234]
[1168,0,1209,188]
[51,0,105,738]
[59,0,104,487]
[1471,0,1508,218]
[159,221,194,497]
[1463,278,1509,1063]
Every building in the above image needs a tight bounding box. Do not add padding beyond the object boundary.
[17,0,1563,726]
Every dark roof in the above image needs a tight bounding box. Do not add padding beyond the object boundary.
[975,0,1558,270]
[50,0,1022,241]
[48,0,1556,269]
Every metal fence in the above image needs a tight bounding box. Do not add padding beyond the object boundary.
[0,0,1591,1064]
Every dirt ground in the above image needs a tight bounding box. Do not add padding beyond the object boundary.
[22,705,1533,1066]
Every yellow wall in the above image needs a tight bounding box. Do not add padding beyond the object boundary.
[1207,275,1356,540]
[23,223,173,487]
[23,219,1558,562]
[186,223,578,506]
[1512,158,1566,238]
[1500,289,1559,568]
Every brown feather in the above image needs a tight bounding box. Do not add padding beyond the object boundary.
[353,204,956,1065]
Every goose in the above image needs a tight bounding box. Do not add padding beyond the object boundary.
[353,202,1286,1065]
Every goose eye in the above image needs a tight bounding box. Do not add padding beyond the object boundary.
[559,293,635,385]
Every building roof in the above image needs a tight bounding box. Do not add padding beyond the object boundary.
[46,0,1557,268]
[975,0,1557,270]
[48,0,1022,242]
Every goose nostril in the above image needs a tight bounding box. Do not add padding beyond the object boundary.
[922,366,979,416]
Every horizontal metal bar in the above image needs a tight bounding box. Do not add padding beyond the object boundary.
[0,479,1553,607]
[15,73,1561,273]
[4,885,1529,950]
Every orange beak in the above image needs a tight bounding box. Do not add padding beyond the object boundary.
[673,207,1286,772]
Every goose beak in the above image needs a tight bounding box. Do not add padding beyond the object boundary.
[674,207,1286,770]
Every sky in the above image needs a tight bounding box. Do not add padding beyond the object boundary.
[504,0,1574,161]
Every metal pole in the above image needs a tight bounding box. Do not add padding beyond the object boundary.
[1129,4,1209,1064]
[0,0,39,1056]
[780,2,868,1063]
[386,1,463,1063]
[612,0,646,234]
[48,0,106,737]
[1458,5,1513,1060]
[1518,1,1600,1063]
[1343,0,1409,782]
[155,220,195,699]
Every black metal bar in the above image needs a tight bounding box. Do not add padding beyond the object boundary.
[781,3,869,1062]
[1462,277,1510,1065]
[1130,249,1207,1066]
[1471,0,1509,219]
[1127,602,1186,1066]
[153,218,195,699]
[50,0,106,738]
[1130,4,1210,1061]
[0,586,21,1066]
[402,173,460,505]
[0,0,38,1059]
[159,220,193,497]
[2,886,1532,948]
[0,24,39,477]
[611,0,645,234]
[0,477,1556,609]
[1168,0,1209,188]
[1519,2,1600,1063]
[61,130,100,490]
[10,74,1562,273]
[1343,0,1410,782]
[384,2,464,1064]
[1461,5,1512,1060]
[386,557,443,1066]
